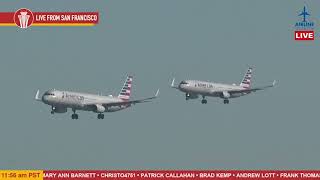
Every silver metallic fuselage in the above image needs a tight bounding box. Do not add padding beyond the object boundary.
[178,80,249,98]
[42,90,129,113]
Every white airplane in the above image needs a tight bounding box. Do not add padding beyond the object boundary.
[171,67,276,104]
[35,76,159,119]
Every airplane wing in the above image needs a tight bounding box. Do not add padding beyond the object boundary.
[228,80,276,94]
[299,12,310,16]
[106,89,159,106]
[84,89,159,107]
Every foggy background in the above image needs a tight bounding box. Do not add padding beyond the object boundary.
[0,0,319,169]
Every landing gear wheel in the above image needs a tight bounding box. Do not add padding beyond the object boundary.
[71,109,78,119]
[201,99,207,104]
[185,93,190,100]
[223,99,229,104]
[97,114,104,119]
[51,106,55,114]
[71,113,79,119]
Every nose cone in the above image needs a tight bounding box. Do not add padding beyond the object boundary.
[42,94,49,104]
[42,90,55,104]
[178,80,189,90]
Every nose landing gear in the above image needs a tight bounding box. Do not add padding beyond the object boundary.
[185,93,190,100]
[51,106,55,114]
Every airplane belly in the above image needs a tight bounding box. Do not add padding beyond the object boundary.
[106,105,130,112]
[199,88,216,96]
[183,86,220,97]
[230,93,244,98]
[208,91,220,97]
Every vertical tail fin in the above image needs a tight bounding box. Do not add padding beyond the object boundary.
[240,67,253,88]
[118,76,133,100]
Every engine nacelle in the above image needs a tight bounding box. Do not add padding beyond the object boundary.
[94,104,105,113]
[54,107,67,113]
[222,91,230,98]
[186,93,199,99]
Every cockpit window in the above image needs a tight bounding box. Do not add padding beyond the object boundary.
[180,81,188,85]
[44,92,55,96]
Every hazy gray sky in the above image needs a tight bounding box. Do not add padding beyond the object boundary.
[0,0,319,169]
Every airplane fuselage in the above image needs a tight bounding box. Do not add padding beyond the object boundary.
[42,90,129,113]
[172,67,275,104]
[178,80,249,99]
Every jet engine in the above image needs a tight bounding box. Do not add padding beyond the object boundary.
[94,104,105,113]
[222,91,231,98]
[53,107,67,113]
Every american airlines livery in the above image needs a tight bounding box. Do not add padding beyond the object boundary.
[171,67,276,104]
[35,76,159,119]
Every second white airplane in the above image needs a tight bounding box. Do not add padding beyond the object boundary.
[35,76,159,119]
[171,67,276,104]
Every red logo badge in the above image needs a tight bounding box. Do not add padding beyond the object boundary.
[14,8,34,28]
[295,31,314,40]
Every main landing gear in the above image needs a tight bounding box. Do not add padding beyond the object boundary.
[201,96,207,104]
[223,99,229,104]
[97,113,104,119]
[71,109,79,119]
[51,106,55,114]
[71,114,78,119]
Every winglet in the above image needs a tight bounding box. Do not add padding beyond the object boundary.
[272,80,277,87]
[35,90,41,101]
[155,89,160,97]
[171,78,175,87]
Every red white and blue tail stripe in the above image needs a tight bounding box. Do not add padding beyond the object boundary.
[118,76,133,100]
[240,67,253,89]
